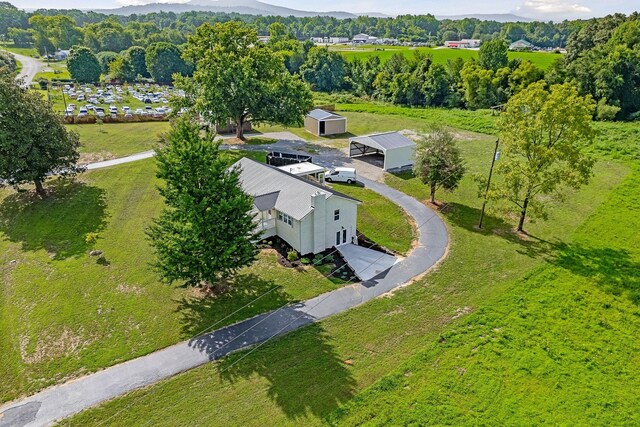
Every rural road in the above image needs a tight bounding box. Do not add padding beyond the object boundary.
[7,52,43,86]
[0,138,449,427]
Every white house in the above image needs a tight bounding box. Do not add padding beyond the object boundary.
[352,33,377,44]
[233,158,361,255]
[349,132,416,171]
[509,39,535,50]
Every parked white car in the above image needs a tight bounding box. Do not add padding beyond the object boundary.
[325,167,357,184]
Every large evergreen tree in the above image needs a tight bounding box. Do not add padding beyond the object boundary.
[148,117,259,290]
[0,70,81,196]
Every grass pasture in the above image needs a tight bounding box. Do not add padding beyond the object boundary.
[60,116,635,426]
[34,60,71,81]
[0,43,38,57]
[332,45,562,69]
[0,146,414,403]
[330,182,415,255]
[70,121,171,161]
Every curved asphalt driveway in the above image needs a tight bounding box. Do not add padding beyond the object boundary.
[7,52,43,86]
[0,142,448,427]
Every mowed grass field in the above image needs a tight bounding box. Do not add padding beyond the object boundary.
[2,147,416,402]
[330,183,415,255]
[61,113,637,426]
[332,45,562,69]
[70,121,172,161]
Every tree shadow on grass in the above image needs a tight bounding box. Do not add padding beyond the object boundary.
[217,322,357,420]
[0,180,108,260]
[175,273,292,339]
[549,243,640,304]
[442,202,553,259]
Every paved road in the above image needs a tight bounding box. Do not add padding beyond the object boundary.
[7,52,43,86]
[0,140,449,427]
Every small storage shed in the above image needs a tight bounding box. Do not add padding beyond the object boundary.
[349,132,416,171]
[304,109,347,136]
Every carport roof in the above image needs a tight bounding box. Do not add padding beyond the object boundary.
[349,132,415,151]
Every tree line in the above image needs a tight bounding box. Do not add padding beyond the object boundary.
[2,1,589,52]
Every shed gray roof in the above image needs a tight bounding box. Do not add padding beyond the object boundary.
[232,158,360,221]
[307,109,344,121]
[349,131,416,151]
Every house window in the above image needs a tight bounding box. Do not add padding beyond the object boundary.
[334,209,340,221]
[277,212,293,227]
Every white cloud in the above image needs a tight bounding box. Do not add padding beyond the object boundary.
[516,0,592,17]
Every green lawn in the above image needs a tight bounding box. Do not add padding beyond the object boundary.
[70,121,172,160]
[332,46,562,69]
[0,43,38,57]
[330,182,415,255]
[60,118,634,426]
[0,152,346,403]
[34,61,70,81]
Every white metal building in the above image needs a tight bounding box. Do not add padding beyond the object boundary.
[304,109,347,136]
[349,132,416,171]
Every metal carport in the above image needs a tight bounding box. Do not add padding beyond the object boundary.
[348,132,416,171]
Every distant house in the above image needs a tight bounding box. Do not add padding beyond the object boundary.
[329,37,349,44]
[304,109,347,136]
[444,39,481,49]
[257,35,270,43]
[53,50,70,61]
[233,158,361,255]
[349,132,416,171]
[311,36,327,43]
[352,33,377,44]
[509,39,535,50]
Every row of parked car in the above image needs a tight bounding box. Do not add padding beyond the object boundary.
[65,103,172,118]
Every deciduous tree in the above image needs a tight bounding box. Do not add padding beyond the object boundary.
[0,70,81,197]
[413,127,465,204]
[179,21,312,139]
[490,82,596,232]
[67,46,101,83]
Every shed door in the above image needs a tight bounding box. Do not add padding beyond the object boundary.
[319,121,326,135]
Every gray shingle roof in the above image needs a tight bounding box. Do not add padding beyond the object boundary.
[253,191,279,211]
[307,109,343,121]
[232,158,360,220]
[349,131,416,151]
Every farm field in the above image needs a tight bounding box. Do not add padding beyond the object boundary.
[0,43,38,57]
[60,111,637,426]
[332,45,562,69]
[3,147,411,403]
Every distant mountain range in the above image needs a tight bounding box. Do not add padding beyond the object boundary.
[94,0,389,18]
[436,14,533,23]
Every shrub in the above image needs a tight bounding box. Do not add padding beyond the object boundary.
[287,250,299,262]
[313,254,324,265]
[38,78,48,90]
[300,257,310,265]
[596,98,621,121]
[85,232,99,245]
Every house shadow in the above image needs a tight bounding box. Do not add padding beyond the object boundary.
[442,202,553,259]
[175,273,292,339]
[548,242,640,304]
[0,180,108,260]
[217,322,357,420]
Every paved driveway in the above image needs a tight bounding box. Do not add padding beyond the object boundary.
[8,52,43,86]
[0,136,449,427]
[337,244,398,281]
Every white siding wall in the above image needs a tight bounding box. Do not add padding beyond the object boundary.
[384,145,416,170]
[299,216,314,255]
[323,196,358,249]
[275,212,302,253]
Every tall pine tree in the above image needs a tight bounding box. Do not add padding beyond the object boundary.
[148,117,259,291]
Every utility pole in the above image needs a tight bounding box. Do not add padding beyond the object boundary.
[478,139,499,229]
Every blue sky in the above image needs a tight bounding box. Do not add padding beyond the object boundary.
[13,0,638,20]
